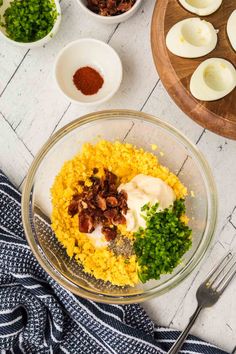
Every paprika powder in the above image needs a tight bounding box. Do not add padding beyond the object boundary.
[73,66,104,95]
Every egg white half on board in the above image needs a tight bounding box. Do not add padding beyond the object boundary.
[178,0,222,16]
[166,18,218,58]
[190,58,236,101]
[227,10,236,52]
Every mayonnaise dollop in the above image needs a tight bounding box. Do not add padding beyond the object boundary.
[118,174,176,232]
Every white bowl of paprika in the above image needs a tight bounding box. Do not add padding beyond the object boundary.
[0,0,61,48]
[54,38,123,105]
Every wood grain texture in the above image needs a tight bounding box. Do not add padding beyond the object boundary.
[0,112,33,187]
[1,0,236,350]
[151,0,236,140]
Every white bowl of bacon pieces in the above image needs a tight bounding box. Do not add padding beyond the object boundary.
[76,0,143,24]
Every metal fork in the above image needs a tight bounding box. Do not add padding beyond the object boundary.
[168,252,236,354]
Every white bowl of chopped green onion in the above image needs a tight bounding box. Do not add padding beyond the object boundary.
[0,0,61,48]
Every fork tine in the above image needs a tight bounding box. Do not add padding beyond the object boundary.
[204,252,233,286]
[216,260,236,294]
[210,254,234,287]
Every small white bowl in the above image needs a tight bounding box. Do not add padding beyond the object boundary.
[76,0,142,24]
[0,0,61,48]
[54,38,123,105]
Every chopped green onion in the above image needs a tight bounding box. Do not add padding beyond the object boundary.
[134,199,192,283]
[3,0,58,42]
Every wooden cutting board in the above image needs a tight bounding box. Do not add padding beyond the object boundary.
[151,0,236,140]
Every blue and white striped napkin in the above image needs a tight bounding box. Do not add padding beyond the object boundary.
[0,170,229,354]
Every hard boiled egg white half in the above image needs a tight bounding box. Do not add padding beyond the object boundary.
[190,58,236,101]
[227,10,236,52]
[178,0,222,16]
[166,18,218,58]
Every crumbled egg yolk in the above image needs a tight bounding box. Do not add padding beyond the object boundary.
[151,144,158,151]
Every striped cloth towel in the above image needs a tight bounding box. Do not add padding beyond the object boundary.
[0,171,229,354]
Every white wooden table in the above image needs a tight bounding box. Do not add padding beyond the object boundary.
[0,1,236,352]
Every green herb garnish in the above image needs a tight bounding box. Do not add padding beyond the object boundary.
[3,0,58,42]
[134,199,192,283]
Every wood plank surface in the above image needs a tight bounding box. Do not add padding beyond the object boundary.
[0,0,236,351]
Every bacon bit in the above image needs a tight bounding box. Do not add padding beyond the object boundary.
[89,176,100,184]
[81,201,88,209]
[113,213,126,225]
[102,226,117,241]
[117,1,133,11]
[118,190,127,203]
[118,190,128,214]
[73,194,80,201]
[79,210,95,233]
[106,196,118,207]
[109,184,117,193]
[107,0,116,9]
[104,208,118,222]
[96,195,107,211]
[68,200,78,217]
[93,167,99,174]
[104,169,117,185]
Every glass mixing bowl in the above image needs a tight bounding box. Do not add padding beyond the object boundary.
[22,110,217,304]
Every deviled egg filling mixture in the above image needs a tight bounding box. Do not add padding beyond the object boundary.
[51,141,192,287]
